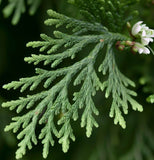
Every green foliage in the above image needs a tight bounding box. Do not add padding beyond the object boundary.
[99,44,143,128]
[2,0,42,25]
[147,95,154,103]
[120,123,154,160]
[2,1,145,158]
[44,9,108,35]
[74,117,154,160]
[68,0,139,32]
[139,54,154,104]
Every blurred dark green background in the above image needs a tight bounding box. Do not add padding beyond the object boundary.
[0,0,154,160]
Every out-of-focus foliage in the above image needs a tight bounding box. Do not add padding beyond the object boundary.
[1,0,42,25]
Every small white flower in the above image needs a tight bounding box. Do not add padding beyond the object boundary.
[134,42,150,54]
[141,37,153,46]
[131,21,154,54]
[131,21,143,36]
[131,21,154,46]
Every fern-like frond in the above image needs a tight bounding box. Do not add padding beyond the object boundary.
[2,7,143,159]
[99,44,143,128]
[45,9,108,35]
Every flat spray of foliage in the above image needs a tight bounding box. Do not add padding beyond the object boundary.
[2,0,154,159]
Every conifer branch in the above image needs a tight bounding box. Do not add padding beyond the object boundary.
[99,44,143,128]
[45,9,108,35]
[2,1,145,159]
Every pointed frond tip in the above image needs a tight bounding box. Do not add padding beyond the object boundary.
[45,9,108,34]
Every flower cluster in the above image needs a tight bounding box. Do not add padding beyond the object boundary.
[131,21,154,54]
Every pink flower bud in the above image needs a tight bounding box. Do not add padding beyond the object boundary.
[118,45,125,51]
